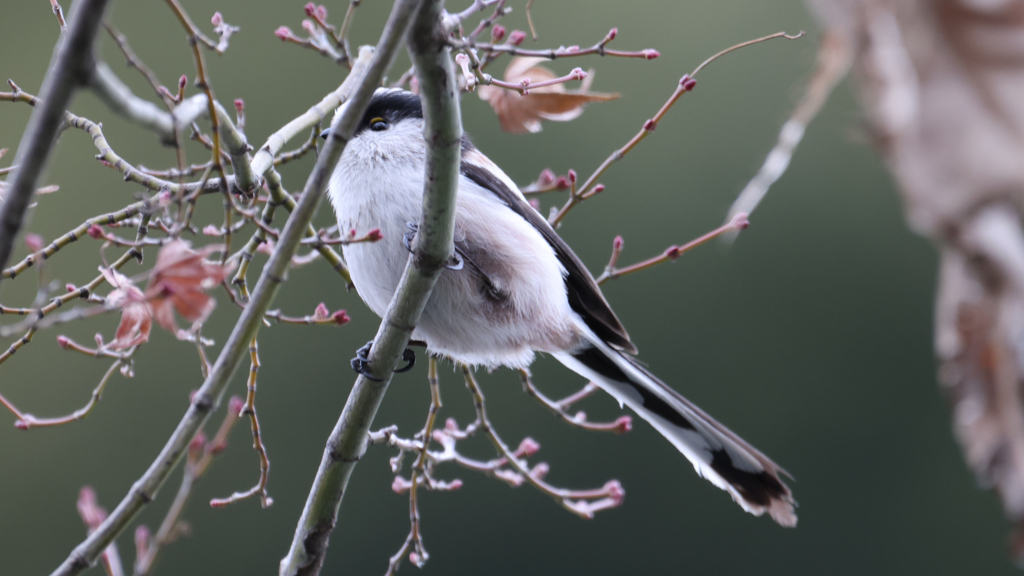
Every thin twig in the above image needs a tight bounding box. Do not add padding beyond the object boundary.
[724,30,849,235]
[548,31,803,227]
[518,370,631,433]
[385,356,443,575]
[279,1,460,573]
[209,337,272,508]
[0,0,112,284]
[458,365,623,519]
[48,38,385,576]
[595,212,750,284]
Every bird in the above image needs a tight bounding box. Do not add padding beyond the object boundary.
[323,88,796,526]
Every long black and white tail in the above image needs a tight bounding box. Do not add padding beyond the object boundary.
[553,324,797,527]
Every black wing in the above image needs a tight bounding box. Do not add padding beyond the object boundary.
[460,145,637,354]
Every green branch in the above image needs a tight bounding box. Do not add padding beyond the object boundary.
[278,0,464,574]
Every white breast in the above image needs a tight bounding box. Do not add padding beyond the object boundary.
[327,128,578,368]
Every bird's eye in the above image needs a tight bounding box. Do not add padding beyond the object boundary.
[369,117,388,131]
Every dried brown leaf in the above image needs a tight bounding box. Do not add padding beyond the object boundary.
[478,57,618,134]
[145,240,233,336]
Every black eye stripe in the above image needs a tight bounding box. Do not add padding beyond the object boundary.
[355,90,423,135]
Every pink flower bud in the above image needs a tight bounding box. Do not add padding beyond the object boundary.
[211,12,223,26]
[491,25,506,42]
[315,4,327,21]
[664,245,682,260]
[274,26,293,41]
[613,235,624,251]
[449,479,463,490]
[642,119,657,132]
[605,480,625,505]
[590,184,605,195]
[228,395,245,415]
[234,99,244,113]
[530,462,550,480]
[607,28,618,40]
[202,225,220,236]
[24,233,43,252]
[304,2,316,16]
[509,29,526,46]
[178,75,188,90]
[332,310,351,325]
[642,49,660,60]
[134,525,151,552]
[614,415,632,434]
[567,45,580,52]
[366,228,383,241]
[517,437,540,456]
[392,476,411,493]
[409,552,421,566]
[66,283,76,292]
[87,224,104,239]
[681,76,697,91]
[570,67,586,81]
[301,19,317,36]
[14,420,28,430]
[538,168,555,185]
[555,176,569,190]
[189,431,207,455]
[731,212,750,230]
[57,335,70,349]
[314,302,330,320]
[567,169,577,184]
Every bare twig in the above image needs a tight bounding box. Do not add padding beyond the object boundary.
[0,0,112,284]
[457,365,624,518]
[209,337,272,508]
[50,0,68,33]
[549,31,803,227]
[48,36,385,576]
[595,212,751,284]
[451,27,660,61]
[134,396,245,575]
[385,356,443,575]
[518,370,632,433]
[279,1,461,573]
[725,30,851,235]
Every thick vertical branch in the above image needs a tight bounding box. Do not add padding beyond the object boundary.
[278,0,463,574]
[0,0,111,280]
[48,13,412,576]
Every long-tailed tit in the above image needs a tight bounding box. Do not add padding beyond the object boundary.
[323,88,796,526]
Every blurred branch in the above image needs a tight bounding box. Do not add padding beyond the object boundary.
[0,0,112,284]
[279,0,463,573]
[725,30,851,235]
[87,61,176,141]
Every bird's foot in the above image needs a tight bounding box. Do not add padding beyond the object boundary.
[350,340,416,382]
[403,222,419,253]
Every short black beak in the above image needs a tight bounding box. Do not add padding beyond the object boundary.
[320,128,330,140]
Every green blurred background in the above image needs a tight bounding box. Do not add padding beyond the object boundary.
[0,1,1006,574]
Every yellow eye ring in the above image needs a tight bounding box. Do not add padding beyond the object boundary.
[369,117,388,131]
